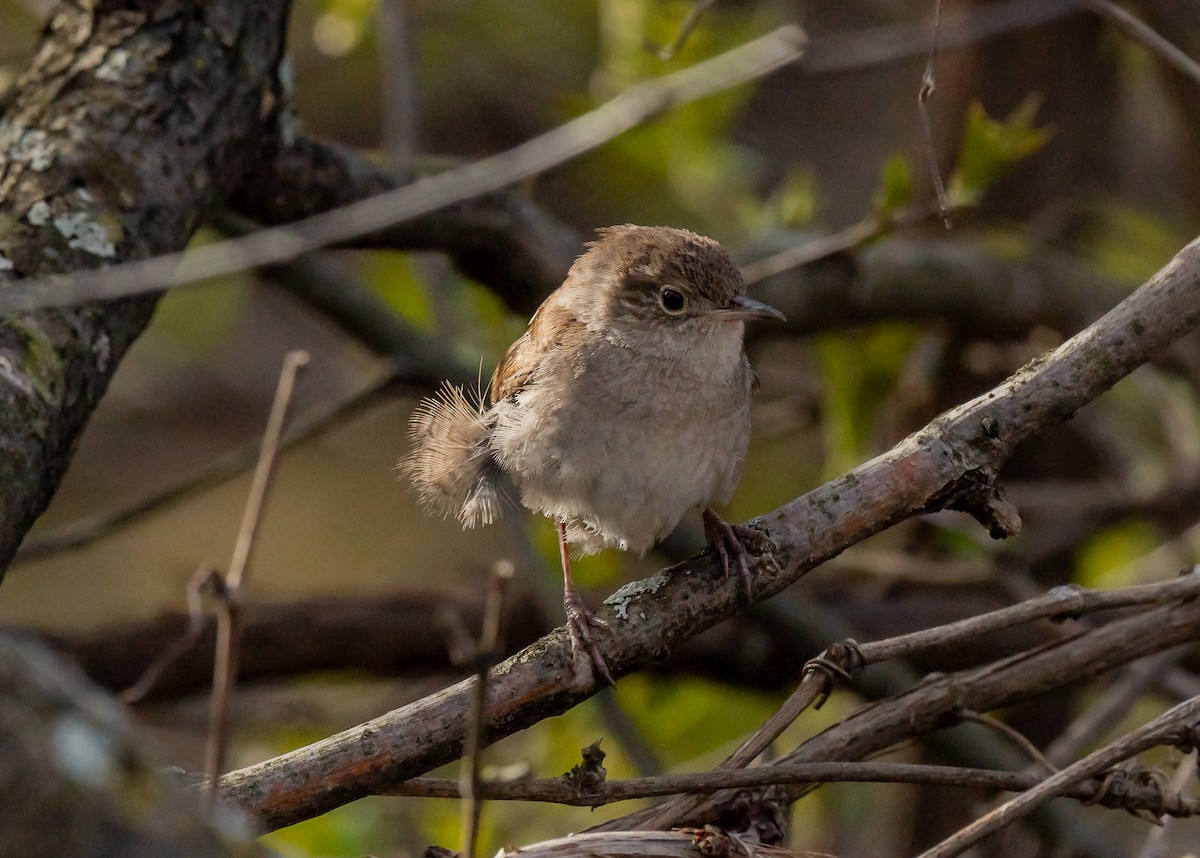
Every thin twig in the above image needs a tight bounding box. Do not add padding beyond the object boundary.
[0,26,806,315]
[119,563,220,704]
[460,562,514,858]
[917,694,1200,858]
[639,570,1200,829]
[958,710,1058,774]
[637,662,830,829]
[856,570,1200,666]
[917,0,952,228]
[644,0,717,60]
[1076,0,1200,86]
[1045,647,1189,768]
[384,761,1200,817]
[376,0,419,167]
[740,205,938,286]
[14,367,393,564]
[742,218,881,286]
[203,350,309,807]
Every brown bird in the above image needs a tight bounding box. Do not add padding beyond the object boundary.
[403,225,784,683]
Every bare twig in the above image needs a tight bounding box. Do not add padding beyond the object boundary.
[958,710,1058,774]
[376,0,419,167]
[1076,0,1200,86]
[203,350,309,806]
[1045,647,1189,768]
[856,572,1200,666]
[384,761,1200,817]
[644,0,717,60]
[460,562,514,858]
[0,26,806,315]
[917,695,1200,858]
[119,564,221,704]
[740,205,938,286]
[742,218,881,287]
[13,367,394,564]
[637,660,830,830]
[918,0,952,228]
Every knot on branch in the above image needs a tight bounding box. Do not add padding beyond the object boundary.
[697,789,789,849]
[693,825,756,858]
[1169,721,1200,755]
[940,471,1022,539]
[1087,761,1188,823]
[561,739,607,795]
[800,639,861,709]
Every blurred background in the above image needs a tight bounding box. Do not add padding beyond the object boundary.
[2,0,1200,855]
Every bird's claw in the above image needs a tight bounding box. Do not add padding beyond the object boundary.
[703,508,776,600]
[564,590,615,686]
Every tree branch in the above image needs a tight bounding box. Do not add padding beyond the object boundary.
[0,25,808,314]
[229,137,580,317]
[219,236,1200,829]
[609,584,1200,831]
[387,762,1200,818]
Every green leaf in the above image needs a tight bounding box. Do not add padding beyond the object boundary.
[949,96,1053,206]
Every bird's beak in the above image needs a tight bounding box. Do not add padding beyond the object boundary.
[712,294,787,323]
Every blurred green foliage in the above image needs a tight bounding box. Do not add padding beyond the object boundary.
[1083,200,1191,283]
[815,326,919,477]
[150,228,256,358]
[360,251,434,330]
[749,168,819,233]
[873,153,915,219]
[1075,519,1162,590]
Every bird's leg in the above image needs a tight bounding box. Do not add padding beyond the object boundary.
[557,519,615,686]
[703,507,768,600]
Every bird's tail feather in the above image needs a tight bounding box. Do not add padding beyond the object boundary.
[401,382,505,527]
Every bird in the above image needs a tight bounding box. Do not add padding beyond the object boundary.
[402,225,784,684]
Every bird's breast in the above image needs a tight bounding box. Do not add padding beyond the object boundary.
[488,333,754,554]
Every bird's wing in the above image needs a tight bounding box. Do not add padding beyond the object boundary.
[489,293,591,404]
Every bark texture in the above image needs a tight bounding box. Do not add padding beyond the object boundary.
[0,0,290,576]
[0,628,259,856]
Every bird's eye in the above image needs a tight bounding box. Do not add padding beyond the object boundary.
[659,287,686,314]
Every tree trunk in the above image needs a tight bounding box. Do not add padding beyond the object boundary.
[0,0,291,577]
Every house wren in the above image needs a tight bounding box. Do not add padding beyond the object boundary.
[403,225,784,683]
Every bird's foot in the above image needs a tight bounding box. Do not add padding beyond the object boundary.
[703,507,776,600]
[564,589,615,686]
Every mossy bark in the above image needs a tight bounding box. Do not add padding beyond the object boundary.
[0,0,291,576]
